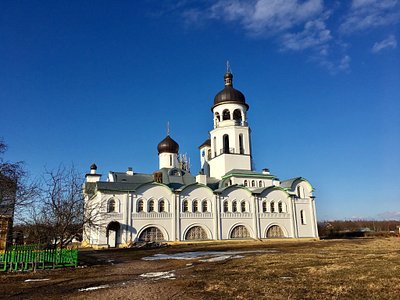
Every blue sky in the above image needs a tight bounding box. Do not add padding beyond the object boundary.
[1,0,399,220]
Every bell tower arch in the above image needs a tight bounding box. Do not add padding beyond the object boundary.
[207,67,252,179]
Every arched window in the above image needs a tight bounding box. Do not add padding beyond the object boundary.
[241,201,246,213]
[231,225,250,239]
[251,180,255,187]
[215,112,220,122]
[244,180,248,186]
[182,200,188,212]
[107,199,116,213]
[239,134,244,154]
[266,225,284,238]
[262,201,267,213]
[148,200,154,212]
[159,200,165,212]
[270,201,275,213]
[259,180,263,187]
[139,227,164,242]
[223,134,230,153]
[193,200,199,213]
[202,200,208,212]
[300,210,306,224]
[185,226,208,240]
[297,186,304,198]
[137,199,144,212]
[278,202,283,213]
[213,136,217,156]
[222,109,230,120]
[233,109,242,122]
[223,201,228,212]
[232,201,237,213]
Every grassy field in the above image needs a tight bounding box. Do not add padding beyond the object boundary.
[1,238,399,299]
[185,238,400,299]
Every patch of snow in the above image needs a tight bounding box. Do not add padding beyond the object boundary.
[280,277,293,280]
[140,271,175,280]
[79,285,110,292]
[24,279,50,282]
[185,263,193,266]
[142,250,277,261]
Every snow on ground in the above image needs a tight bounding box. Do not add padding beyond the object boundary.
[24,279,50,282]
[142,250,277,261]
[199,254,244,262]
[78,285,110,292]
[140,271,175,280]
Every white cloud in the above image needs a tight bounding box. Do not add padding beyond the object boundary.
[208,0,323,35]
[178,0,399,72]
[281,18,332,51]
[340,0,400,34]
[372,35,397,53]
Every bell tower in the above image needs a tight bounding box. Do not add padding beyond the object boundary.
[207,65,252,179]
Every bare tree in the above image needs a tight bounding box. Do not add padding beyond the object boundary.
[0,139,39,212]
[0,139,39,249]
[28,165,103,249]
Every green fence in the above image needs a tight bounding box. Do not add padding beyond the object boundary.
[0,248,78,271]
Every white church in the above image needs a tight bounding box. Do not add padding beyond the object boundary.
[83,68,319,248]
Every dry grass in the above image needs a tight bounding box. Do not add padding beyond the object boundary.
[184,238,400,299]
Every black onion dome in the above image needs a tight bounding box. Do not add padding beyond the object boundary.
[212,71,248,110]
[157,135,179,154]
[90,163,97,170]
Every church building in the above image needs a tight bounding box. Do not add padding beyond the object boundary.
[83,68,318,248]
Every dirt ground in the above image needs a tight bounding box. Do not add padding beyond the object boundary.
[1,238,399,299]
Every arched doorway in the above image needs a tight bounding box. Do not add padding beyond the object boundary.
[266,225,285,238]
[230,225,250,239]
[185,226,208,240]
[107,221,120,248]
[138,227,165,242]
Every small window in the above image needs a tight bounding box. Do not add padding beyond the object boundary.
[148,200,154,212]
[183,200,188,212]
[202,201,208,212]
[223,201,228,212]
[244,180,248,186]
[278,202,283,213]
[251,180,255,187]
[169,155,172,166]
[259,180,262,187]
[193,200,199,213]
[241,201,246,213]
[232,201,237,213]
[222,109,230,120]
[270,202,275,213]
[137,199,144,212]
[262,201,267,213]
[300,210,306,225]
[108,199,116,213]
[159,200,165,212]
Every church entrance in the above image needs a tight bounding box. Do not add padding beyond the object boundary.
[107,221,120,248]
[230,225,250,239]
[138,227,165,242]
[185,226,208,240]
[266,225,285,238]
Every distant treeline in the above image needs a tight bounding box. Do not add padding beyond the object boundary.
[318,220,400,239]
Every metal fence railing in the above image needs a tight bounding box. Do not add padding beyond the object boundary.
[0,248,78,271]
